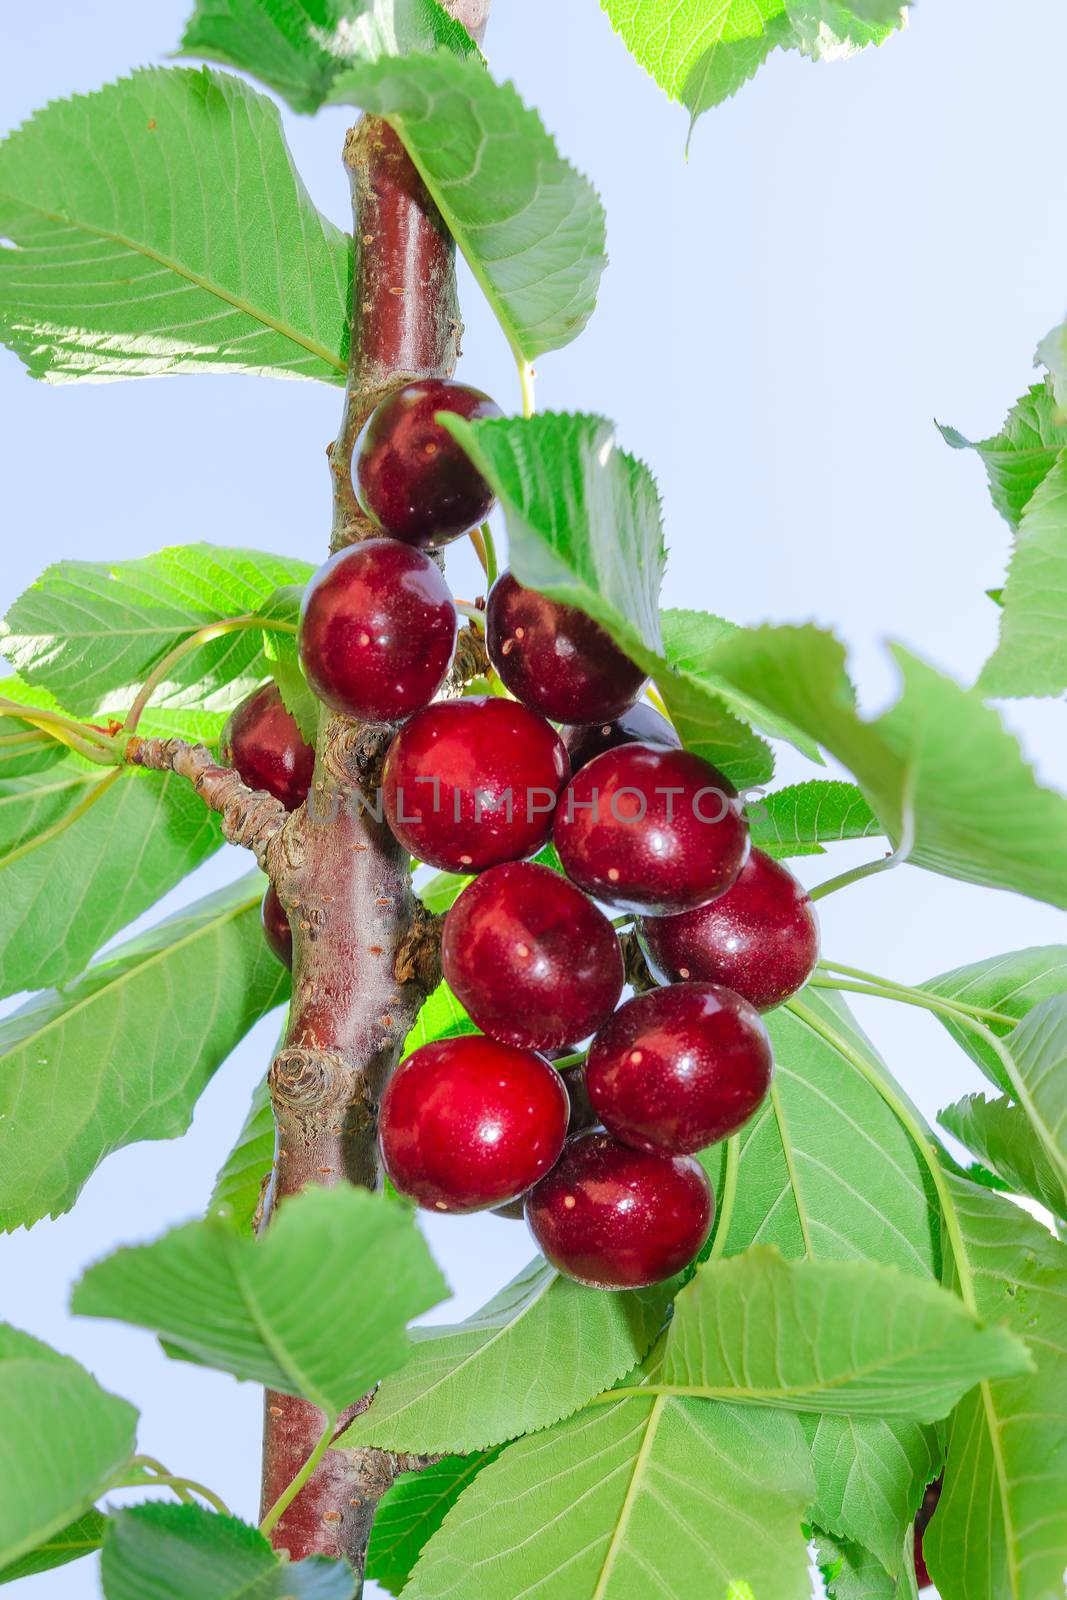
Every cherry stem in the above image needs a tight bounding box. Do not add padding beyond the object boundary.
[118,1457,232,1517]
[814,961,1018,1029]
[467,524,490,577]
[0,728,52,747]
[0,695,119,764]
[707,1134,739,1261]
[454,601,487,630]
[123,615,296,734]
[480,522,498,586]
[551,1050,588,1072]
[519,359,536,419]
[808,792,916,902]
[259,1415,336,1537]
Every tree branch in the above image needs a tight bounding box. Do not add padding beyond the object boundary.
[257,8,491,1568]
[125,736,288,871]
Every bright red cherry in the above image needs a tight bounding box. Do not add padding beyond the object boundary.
[220,682,314,812]
[553,742,749,915]
[379,1036,569,1213]
[354,379,501,548]
[442,862,624,1050]
[382,697,570,872]
[639,848,819,1011]
[485,571,648,725]
[298,538,457,722]
[585,982,772,1155]
[525,1131,714,1288]
[914,1478,941,1590]
[563,702,680,775]
[261,884,292,969]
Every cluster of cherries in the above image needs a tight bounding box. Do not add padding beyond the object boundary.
[220,379,820,1290]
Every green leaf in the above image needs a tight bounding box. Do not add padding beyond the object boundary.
[180,0,477,114]
[816,1530,920,1599]
[926,1174,1067,1600]
[938,382,1067,530]
[208,1074,274,1233]
[402,979,476,1054]
[1,544,313,720]
[748,779,883,857]
[99,1504,351,1593]
[100,1504,356,1599]
[0,874,287,1231]
[978,448,1067,697]
[661,1247,1028,1420]
[733,994,945,1570]
[983,994,1067,1202]
[0,761,223,1000]
[0,1509,105,1586]
[0,68,350,384]
[660,608,824,763]
[402,1370,815,1600]
[0,706,66,780]
[600,0,789,100]
[940,1093,1067,1222]
[338,1255,673,1453]
[367,1450,501,1597]
[727,993,940,1276]
[74,1185,446,1413]
[0,1326,137,1572]
[803,1415,938,1577]
[924,944,1067,1092]
[443,412,775,785]
[600,0,906,131]
[0,669,227,747]
[683,623,1067,907]
[326,54,606,362]
[785,0,907,59]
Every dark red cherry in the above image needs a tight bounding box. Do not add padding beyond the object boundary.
[382,697,570,872]
[298,538,457,722]
[914,1478,941,1590]
[485,571,648,725]
[354,379,501,548]
[220,682,314,812]
[379,1036,569,1213]
[493,1061,599,1220]
[554,742,749,915]
[261,884,292,969]
[525,1131,714,1288]
[563,702,680,775]
[442,862,624,1050]
[639,848,819,1011]
[585,982,772,1155]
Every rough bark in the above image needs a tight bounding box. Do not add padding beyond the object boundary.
[257,3,491,1577]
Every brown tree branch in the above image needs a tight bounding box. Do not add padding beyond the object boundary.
[256,9,492,1571]
[125,736,288,872]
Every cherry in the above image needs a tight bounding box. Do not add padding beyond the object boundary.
[524,1130,714,1288]
[382,697,570,872]
[442,862,624,1050]
[563,702,679,775]
[493,1061,599,1220]
[220,682,314,812]
[639,848,819,1011]
[261,884,292,969]
[378,1036,569,1213]
[354,379,501,548]
[913,1478,941,1591]
[554,742,749,915]
[485,571,648,725]
[585,982,772,1155]
[298,538,457,722]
